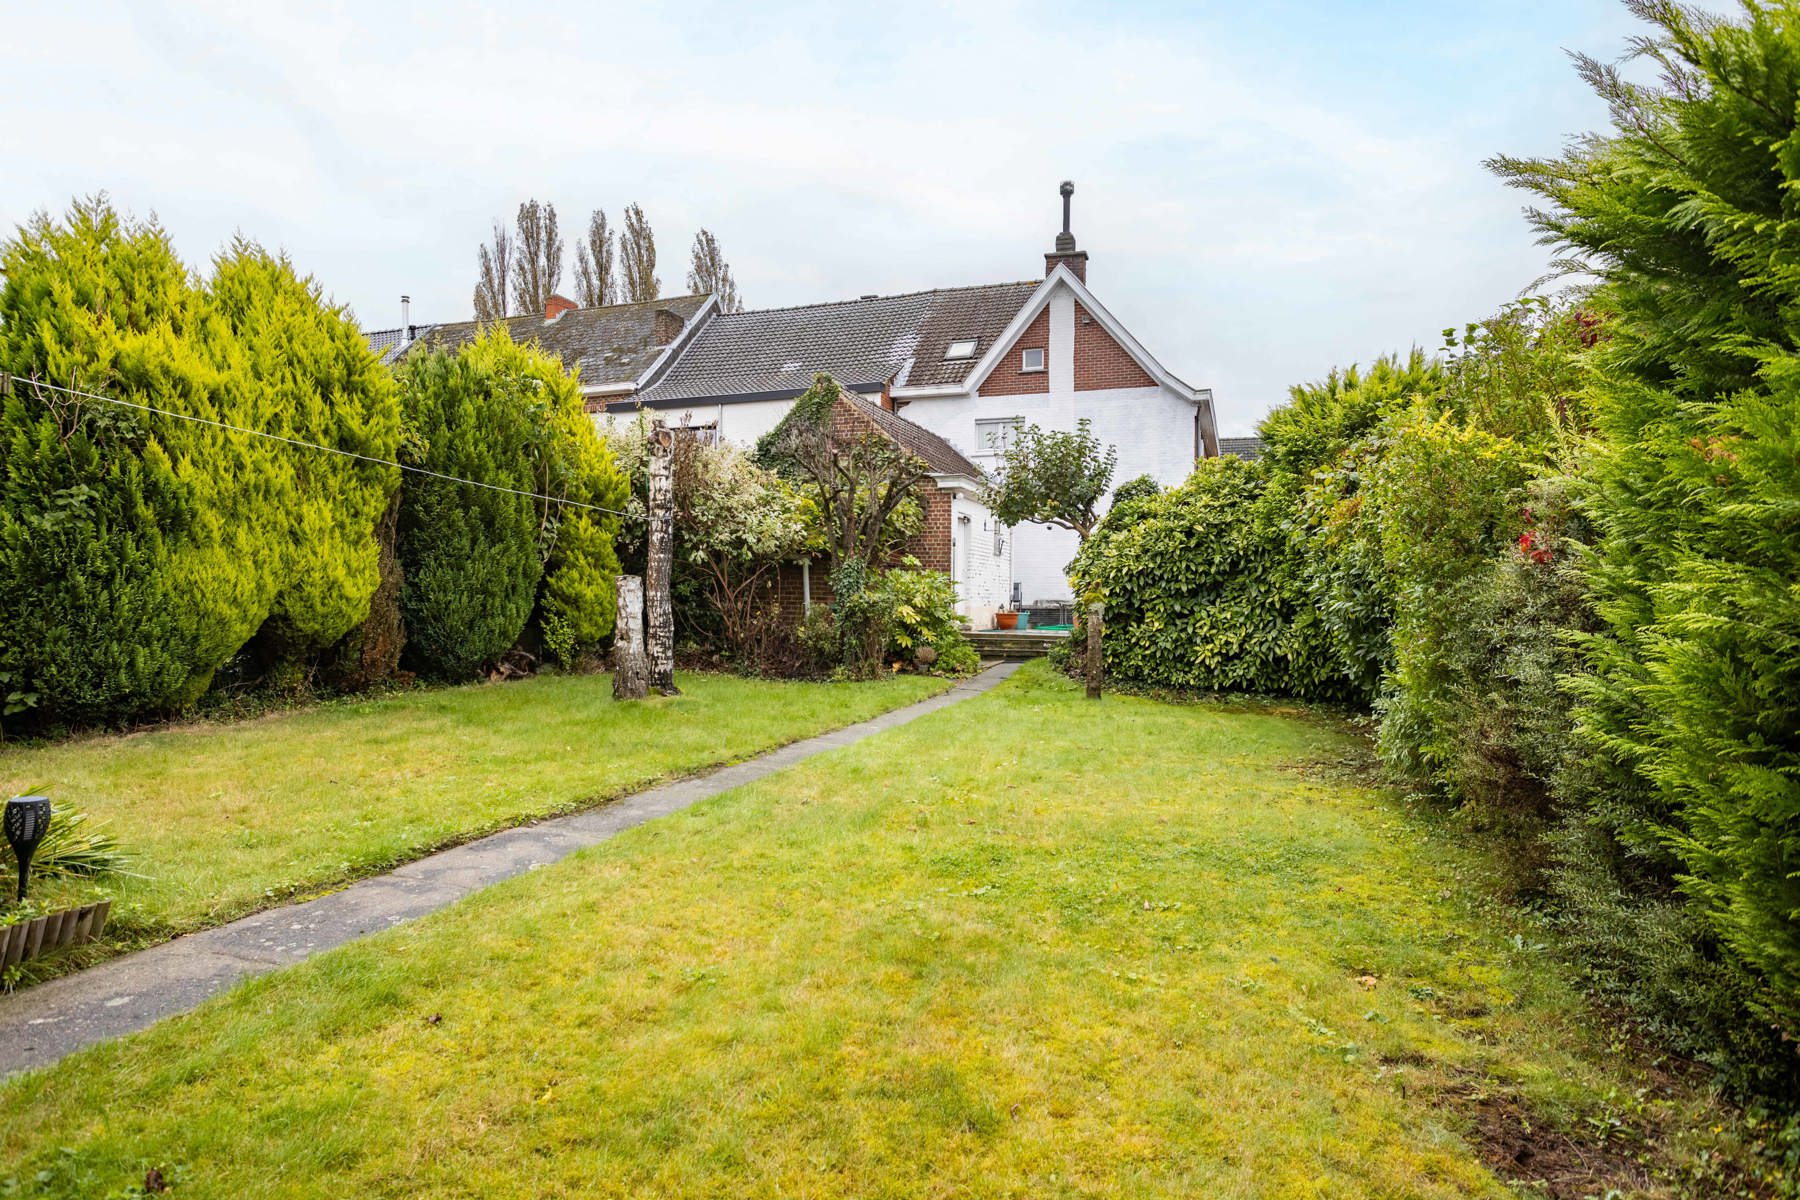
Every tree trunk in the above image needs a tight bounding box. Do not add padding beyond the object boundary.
[646,421,680,695]
[1085,602,1104,700]
[612,574,648,700]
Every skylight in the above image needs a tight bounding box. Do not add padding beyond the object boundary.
[944,338,978,361]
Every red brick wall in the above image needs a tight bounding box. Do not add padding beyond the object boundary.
[654,308,684,345]
[978,308,1050,397]
[1075,303,1154,391]
[909,488,953,573]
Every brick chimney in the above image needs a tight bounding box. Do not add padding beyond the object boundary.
[544,293,578,321]
[654,307,685,345]
[1043,179,1089,284]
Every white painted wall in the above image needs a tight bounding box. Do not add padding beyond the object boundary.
[949,490,1012,625]
[592,397,798,447]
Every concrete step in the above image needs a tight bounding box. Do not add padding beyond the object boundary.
[966,629,1068,659]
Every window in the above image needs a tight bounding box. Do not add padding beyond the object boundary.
[944,338,978,360]
[1020,347,1045,373]
[976,417,1021,453]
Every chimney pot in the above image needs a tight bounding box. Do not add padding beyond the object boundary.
[544,293,578,321]
[1045,180,1087,283]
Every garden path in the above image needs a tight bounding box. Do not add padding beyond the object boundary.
[0,663,1019,1077]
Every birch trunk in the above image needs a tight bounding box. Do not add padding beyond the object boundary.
[612,574,648,700]
[646,422,680,695]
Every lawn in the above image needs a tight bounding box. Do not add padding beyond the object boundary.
[0,664,1753,1198]
[0,670,948,953]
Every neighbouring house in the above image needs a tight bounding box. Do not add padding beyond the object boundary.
[367,292,716,411]
[370,182,1217,610]
[1219,436,1265,461]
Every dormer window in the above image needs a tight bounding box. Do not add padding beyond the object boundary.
[944,338,978,361]
[1020,347,1045,373]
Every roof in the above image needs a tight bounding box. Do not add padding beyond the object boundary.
[840,392,984,479]
[398,294,712,387]
[1219,436,1264,461]
[365,324,439,361]
[637,281,1038,405]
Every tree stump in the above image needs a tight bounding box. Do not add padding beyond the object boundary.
[612,574,649,700]
[645,421,680,695]
[1085,601,1104,700]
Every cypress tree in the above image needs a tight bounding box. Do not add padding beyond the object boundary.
[0,198,232,725]
[1493,4,1800,1051]
[395,328,624,679]
[206,242,402,677]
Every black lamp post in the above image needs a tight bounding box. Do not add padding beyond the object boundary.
[5,795,51,902]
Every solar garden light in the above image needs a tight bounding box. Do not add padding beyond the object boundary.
[4,795,50,902]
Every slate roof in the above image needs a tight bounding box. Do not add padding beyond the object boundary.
[398,294,712,387]
[841,393,984,479]
[1219,435,1265,461]
[636,281,1038,405]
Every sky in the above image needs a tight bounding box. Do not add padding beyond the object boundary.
[0,1,1689,434]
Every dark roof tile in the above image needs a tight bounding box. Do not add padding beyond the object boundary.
[399,294,711,387]
[639,282,1037,404]
[842,393,984,479]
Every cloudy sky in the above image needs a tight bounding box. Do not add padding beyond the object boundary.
[3,1,1670,433]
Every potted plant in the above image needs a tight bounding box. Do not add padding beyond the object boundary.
[995,606,1019,631]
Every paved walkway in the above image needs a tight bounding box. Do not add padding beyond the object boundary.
[0,663,1020,1077]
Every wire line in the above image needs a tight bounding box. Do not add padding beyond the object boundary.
[6,374,630,518]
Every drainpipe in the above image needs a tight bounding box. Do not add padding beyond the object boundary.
[801,560,812,615]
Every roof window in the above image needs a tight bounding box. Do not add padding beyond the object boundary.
[944,338,978,361]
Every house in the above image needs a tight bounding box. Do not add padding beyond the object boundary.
[374,182,1216,611]
[601,183,1216,605]
[367,292,715,410]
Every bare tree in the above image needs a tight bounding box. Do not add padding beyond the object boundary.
[619,203,660,303]
[510,199,563,316]
[473,219,513,322]
[572,209,617,307]
[686,228,742,311]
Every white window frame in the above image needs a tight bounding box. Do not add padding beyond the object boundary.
[944,338,978,361]
[1020,346,1045,373]
[975,417,1022,454]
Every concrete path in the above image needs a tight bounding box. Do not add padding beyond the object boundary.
[0,662,1020,1077]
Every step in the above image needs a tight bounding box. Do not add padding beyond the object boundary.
[966,629,1069,659]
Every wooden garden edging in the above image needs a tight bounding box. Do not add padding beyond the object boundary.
[0,900,110,970]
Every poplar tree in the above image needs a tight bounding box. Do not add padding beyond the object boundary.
[509,199,563,317]
[619,203,659,303]
[473,219,512,322]
[573,209,617,307]
[686,228,742,311]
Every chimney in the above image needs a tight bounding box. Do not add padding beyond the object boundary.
[399,295,412,347]
[654,307,685,345]
[544,293,578,321]
[1043,179,1089,284]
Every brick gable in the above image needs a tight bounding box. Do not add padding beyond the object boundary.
[977,307,1050,397]
[1075,303,1154,391]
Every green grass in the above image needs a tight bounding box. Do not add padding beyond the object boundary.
[0,670,948,950]
[0,665,1754,1197]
